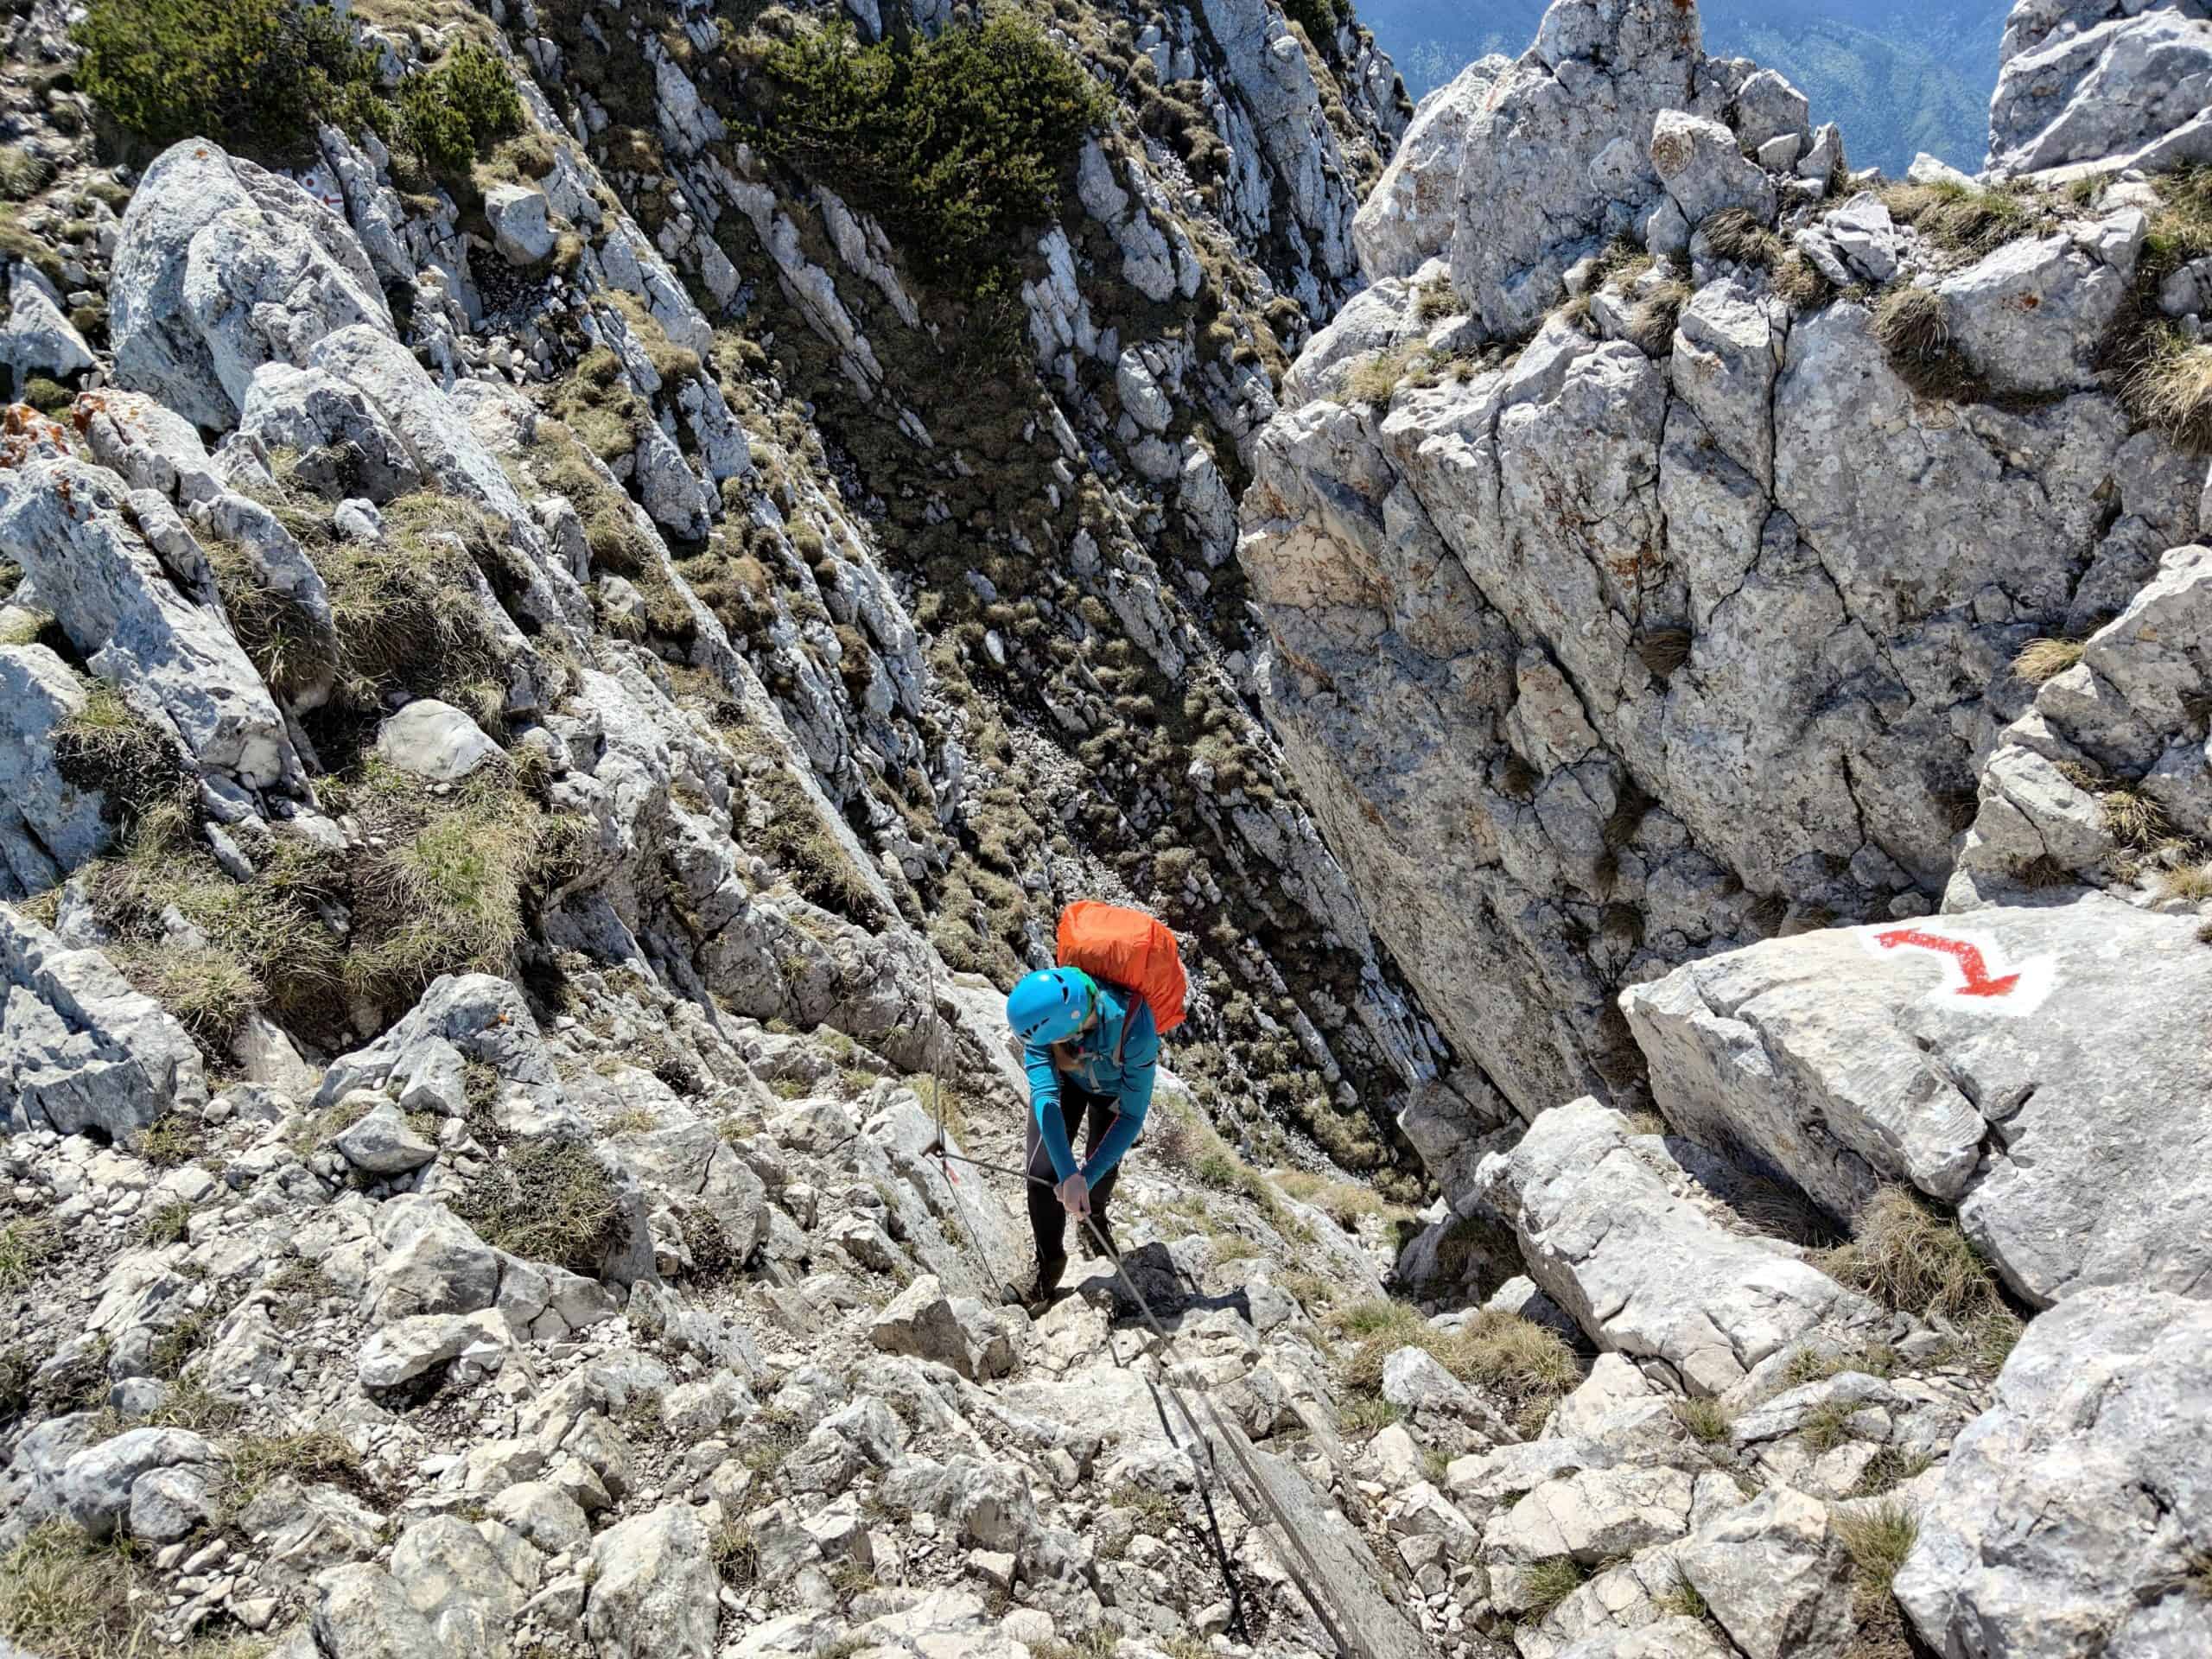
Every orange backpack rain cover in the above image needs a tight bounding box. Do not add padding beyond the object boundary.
[1055,900,1187,1037]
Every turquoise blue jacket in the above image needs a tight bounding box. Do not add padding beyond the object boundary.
[1025,980,1159,1185]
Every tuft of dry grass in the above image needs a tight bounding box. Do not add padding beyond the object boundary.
[1700,207,1783,267]
[0,1219,55,1292]
[1816,1188,2024,1378]
[1625,277,1694,355]
[454,1136,626,1276]
[710,1522,759,1588]
[1675,1395,1733,1445]
[1774,249,1837,309]
[2101,788,2173,851]
[1837,1498,1920,1609]
[1656,1566,1709,1619]
[1344,343,1423,409]
[2152,862,2212,904]
[1873,284,1979,399]
[2119,324,2212,456]
[1800,1397,1864,1453]
[1635,626,1693,679]
[2011,637,2083,686]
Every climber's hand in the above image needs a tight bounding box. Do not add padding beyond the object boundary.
[1057,1173,1091,1219]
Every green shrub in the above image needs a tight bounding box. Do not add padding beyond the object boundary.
[1281,0,1349,45]
[397,43,523,178]
[73,0,381,158]
[760,13,1109,296]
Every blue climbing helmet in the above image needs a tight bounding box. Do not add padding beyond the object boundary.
[1007,966,1098,1047]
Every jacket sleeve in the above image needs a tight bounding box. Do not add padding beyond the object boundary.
[1079,1005,1159,1183]
[1026,1043,1078,1183]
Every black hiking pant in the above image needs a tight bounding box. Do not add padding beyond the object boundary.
[1024,1084,1121,1294]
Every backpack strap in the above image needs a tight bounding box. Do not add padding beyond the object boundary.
[1114,1000,1135,1068]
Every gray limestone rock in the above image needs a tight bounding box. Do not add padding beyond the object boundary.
[484,182,556,266]
[334,1100,439,1175]
[1649,110,1777,228]
[1,906,207,1140]
[1478,1100,1881,1395]
[1353,58,1510,282]
[374,699,500,783]
[0,645,110,899]
[313,1564,446,1659]
[110,138,393,429]
[60,1427,219,1538]
[1624,898,2212,1307]
[1447,0,1707,338]
[1894,1286,2212,1658]
[586,1502,718,1659]
[1675,1487,1856,1659]
[1989,1,2212,174]
[0,457,297,789]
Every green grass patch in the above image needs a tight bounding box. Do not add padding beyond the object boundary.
[0,1220,56,1292]
[1332,1300,1580,1436]
[1877,178,2046,257]
[1519,1554,1591,1621]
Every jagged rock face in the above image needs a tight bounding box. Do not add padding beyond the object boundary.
[1989,0,2212,174]
[1444,0,1707,340]
[1242,0,2205,1135]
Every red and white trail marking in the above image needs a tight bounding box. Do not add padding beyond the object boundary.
[1857,923,2056,1016]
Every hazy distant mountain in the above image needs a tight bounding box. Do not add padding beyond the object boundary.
[1361,0,2017,175]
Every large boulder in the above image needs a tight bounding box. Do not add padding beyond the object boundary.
[1988,0,2212,174]
[59,1427,220,1539]
[1935,223,2134,395]
[586,1502,718,1659]
[0,907,207,1140]
[1675,1487,1856,1659]
[1478,1100,1881,1395]
[0,457,297,788]
[1894,1286,2212,1656]
[1243,181,2200,1153]
[1623,899,2212,1308]
[110,138,393,429]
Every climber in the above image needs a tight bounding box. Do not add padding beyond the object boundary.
[1001,962,1160,1311]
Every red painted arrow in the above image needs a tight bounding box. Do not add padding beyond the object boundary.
[1873,928,2021,998]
